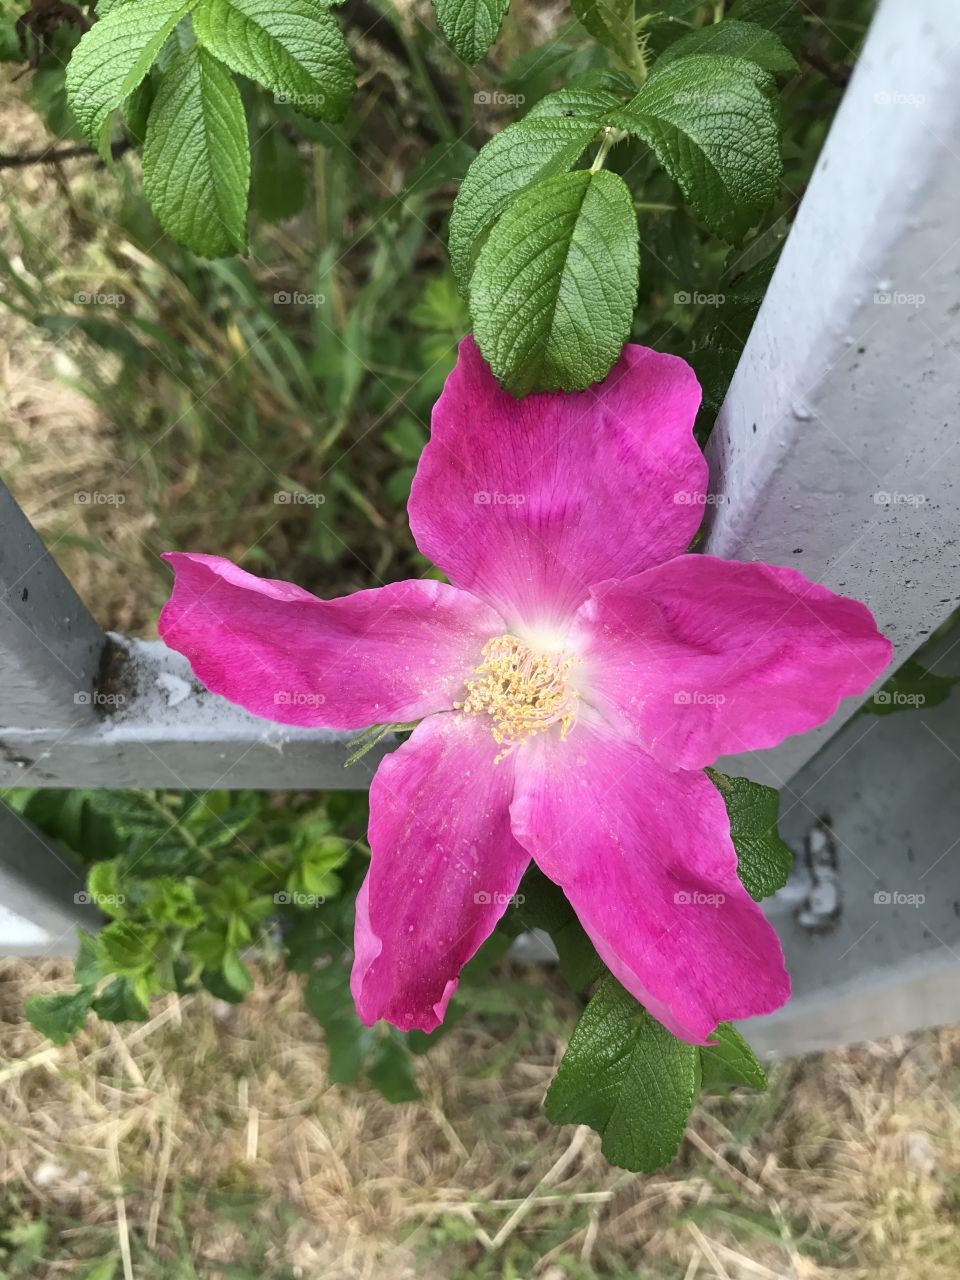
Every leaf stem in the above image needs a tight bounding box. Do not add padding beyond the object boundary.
[590,127,627,173]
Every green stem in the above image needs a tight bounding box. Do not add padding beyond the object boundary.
[313,145,327,247]
[623,4,650,86]
[590,127,627,173]
[625,54,648,87]
[634,200,677,213]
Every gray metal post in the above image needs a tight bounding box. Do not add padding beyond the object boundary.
[0,484,105,732]
[708,0,960,788]
[0,802,102,956]
[739,633,960,1057]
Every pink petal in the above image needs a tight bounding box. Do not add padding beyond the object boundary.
[408,336,706,631]
[351,713,530,1031]
[576,555,893,770]
[158,552,504,729]
[510,717,790,1044]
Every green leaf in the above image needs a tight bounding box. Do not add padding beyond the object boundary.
[305,963,374,1083]
[74,930,105,990]
[65,0,192,155]
[87,859,125,917]
[432,0,509,64]
[402,138,476,198]
[200,967,247,1002]
[367,1034,421,1103]
[142,45,250,257]
[656,20,798,74]
[25,989,92,1045]
[81,1249,120,1280]
[469,168,639,395]
[545,976,700,1172]
[82,1255,121,1280]
[730,0,804,57]
[616,54,781,241]
[0,15,21,62]
[862,658,960,717]
[83,792,191,873]
[525,82,625,121]
[516,866,603,993]
[252,127,306,222]
[221,947,254,995]
[700,1022,768,1090]
[708,770,793,902]
[142,878,204,928]
[193,0,355,123]
[123,75,156,145]
[448,116,602,288]
[22,789,115,856]
[502,39,579,107]
[91,977,151,1023]
[96,920,160,976]
[571,0,635,60]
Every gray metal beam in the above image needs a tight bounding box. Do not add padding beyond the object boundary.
[738,641,960,1058]
[709,0,960,787]
[0,634,391,789]
[0,484,105,730]
[0,802,102,955]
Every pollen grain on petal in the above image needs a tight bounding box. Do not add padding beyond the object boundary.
[456,633,581,761]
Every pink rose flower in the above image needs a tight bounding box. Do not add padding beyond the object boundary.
[159,338,892,1043]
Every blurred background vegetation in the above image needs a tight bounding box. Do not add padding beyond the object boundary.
[5,1,960,1278]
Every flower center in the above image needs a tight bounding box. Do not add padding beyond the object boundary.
[457,633,580,761]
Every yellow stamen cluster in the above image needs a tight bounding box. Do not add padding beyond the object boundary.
[457,633,580,761]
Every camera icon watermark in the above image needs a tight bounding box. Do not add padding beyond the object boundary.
[74,690,126,708]
[473,491,526,506]
[274,490,325,506]
[274,690,326,707]
[873,889,925,907]
[674,690,726,706]
[674,890,726,907]
[873,290,925,308]
[673,491,728,506]
[873,90,926,107]
[275,91,326,108]
[74,890,126,907]
[474,90,525,107]
[274,890,325,907]
[473,890,526,906]
[273,290,325,307]
[873,689,925,708]
[74,491,125,506]
[674,290,725,307]
[74,291,125,307]
[872,490,927,507]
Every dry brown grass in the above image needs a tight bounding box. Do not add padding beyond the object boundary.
[2,958,959,1279]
